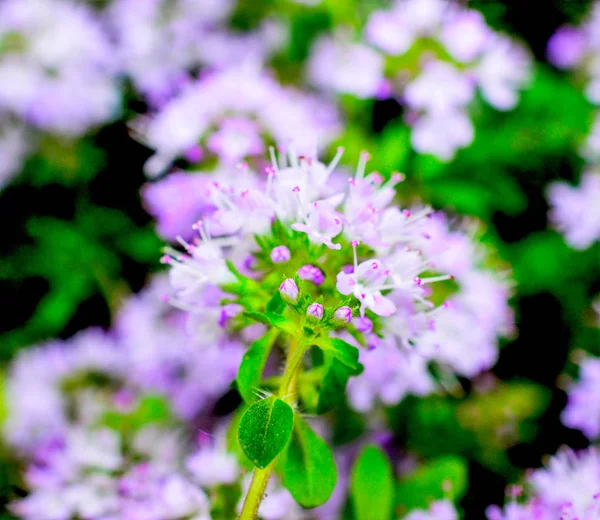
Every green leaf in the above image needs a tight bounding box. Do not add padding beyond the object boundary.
[351,445,394,520]
[316,357,353,414]
[282,415,337,508]
[314,337,361,372]
[266,292,286,314]
[238,396,294,469]
[237,329,279,403]
[396,456,468,514]
[245,311,296,334]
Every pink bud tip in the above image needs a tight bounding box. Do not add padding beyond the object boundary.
[270,246,291,264]
[391,172,405,182]
[333,306,353,324]
[414,277,422,285]
[160,294,170,303]
[360,151,371,160]
[279,279,299,304]
[184,145,203,163]
[298,265,324,286]
[292,186,300,192]
[402,209,412,218]
[350,240,360,247]
[307,303,324,320]
[160,255,171,264]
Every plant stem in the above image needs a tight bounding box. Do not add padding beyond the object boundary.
[238,335,307,520]
[238,463,274,520]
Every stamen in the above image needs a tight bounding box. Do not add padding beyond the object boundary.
[356,150,370,180]
[327,147,345,175]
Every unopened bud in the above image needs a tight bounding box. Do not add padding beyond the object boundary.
[333,306,353,324]
[298,265,324,286]
[306,303,324,321]
[270,246,291,264]
[279,279,299,304]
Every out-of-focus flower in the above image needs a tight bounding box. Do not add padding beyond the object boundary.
[488,447,600,520]
[562,357,600,439]
[308,34,384,98]
[0,0,120,136]
[547,171,600,249]
[108,0,284,106]
[138,66,340,177]
[2,329,123,453]
[547,26,587,69]
[115,276,244,420]
[404,500,458,520]
[0,117,29,189]
[310,0,531,160]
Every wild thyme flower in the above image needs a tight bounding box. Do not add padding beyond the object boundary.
[488,447,600,520]
[137,66,340,177]
[0,0,120,136]
[108,0,283,106]
[308,0,531,160]
[547,171,600,250]
[161,147,512,414]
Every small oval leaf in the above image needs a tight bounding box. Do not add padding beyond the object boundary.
[282,416,337,507]
[351,444,394,520]
[238,396,294,469]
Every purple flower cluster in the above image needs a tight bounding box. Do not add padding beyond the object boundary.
[487,447,600,520]
[161,149,513,413]
[0,0,120,136]
[547,2,600,162]
[308,0,532,160]
[2,277,255,519]
[138,66,340,178]
[547,171,600,250]
[108,0,284,106]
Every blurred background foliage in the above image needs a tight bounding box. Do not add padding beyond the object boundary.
[0,0,599,518]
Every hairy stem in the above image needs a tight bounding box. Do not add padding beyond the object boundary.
[238,335,307,520]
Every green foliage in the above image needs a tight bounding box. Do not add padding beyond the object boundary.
[238,396,294,469]
[245,311,297,335]
[316,357,354,414]
[314,337,362,373]
[456,381,551,473]
[0,203,160,358]
[396,456,468,514]
[102,394,174,435]
[22,137,106,186]
[351,444,395,520]
[237,329,280,404]
[282,415,337,508]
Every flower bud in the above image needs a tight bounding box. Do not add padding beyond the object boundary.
[354,316,373,333]
[333,306,353,324]
[298,265,324,286]
[270,246,291,264]
[306,303,324,321]
[279,279,299,304]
